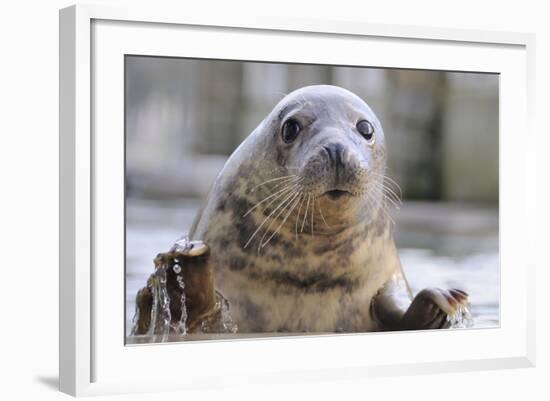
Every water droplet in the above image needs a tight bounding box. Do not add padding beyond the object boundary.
[448,303,474,329]
[172,235,191,253]
[135,267,172,341]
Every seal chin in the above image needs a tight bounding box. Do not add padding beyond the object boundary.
[324,189,352,201]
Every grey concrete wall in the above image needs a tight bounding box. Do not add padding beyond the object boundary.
[441,73,499,202]
[125,56,498,203]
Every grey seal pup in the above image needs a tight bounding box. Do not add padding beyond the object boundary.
[138,85,469,334]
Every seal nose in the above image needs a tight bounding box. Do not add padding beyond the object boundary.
[323,143,345,167]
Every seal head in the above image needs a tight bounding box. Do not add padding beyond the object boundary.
[269,85,387,227]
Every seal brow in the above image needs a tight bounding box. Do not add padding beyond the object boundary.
[278,101,302,120]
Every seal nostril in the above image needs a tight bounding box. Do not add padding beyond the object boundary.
[323,143,345,165]
[323,145,334,163]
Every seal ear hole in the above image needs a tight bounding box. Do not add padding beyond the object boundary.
[281,119,301,144]
[357,120,375,144]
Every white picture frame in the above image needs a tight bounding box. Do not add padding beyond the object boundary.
[59,4,536,397]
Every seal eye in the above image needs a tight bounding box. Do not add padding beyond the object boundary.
[357,120,375,143]
[281,119,301,144]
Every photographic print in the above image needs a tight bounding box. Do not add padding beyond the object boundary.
[125,56,499,344]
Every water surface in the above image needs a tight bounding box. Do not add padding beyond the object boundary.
[125,198,499,339]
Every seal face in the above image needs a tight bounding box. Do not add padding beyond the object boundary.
[187,85,469,333]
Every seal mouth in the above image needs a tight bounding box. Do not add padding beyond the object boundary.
[324,189,351,200]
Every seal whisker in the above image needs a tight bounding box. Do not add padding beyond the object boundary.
[384,195,401,211]
[373,170,401,187]
[382,191,402,208]
[300,195,311,233]
[371,172,403,199]
[269,176,302,192]
[369,176,402,203]
[364,183,379,213]
[370,180,402,208]
[295,195,306,240]
[260,192,302,249]
[364,187,376,218]
[384,176,403,198]
[258,190,301,249]
[243,182,299,217]
[369,184,396,226]
[376,182,402,205]
[244,188,300,249]
[249,174,298,193]
[381,203,396,226]
[380,184,402,205]
[380,191,401,211]
[317,198,330,228]
[311,195,314,236]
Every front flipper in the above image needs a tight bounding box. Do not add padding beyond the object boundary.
[400,288,469,330]
[371,276,469,331]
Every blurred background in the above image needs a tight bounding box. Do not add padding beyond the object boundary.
[125,56,499,335]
